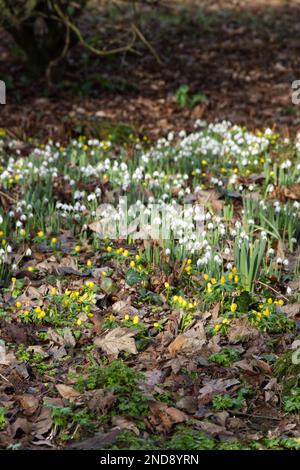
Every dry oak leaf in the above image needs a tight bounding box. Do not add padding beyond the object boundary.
[56,384,81,400]
[94,327,138,357]
[227,317,260,344]
[16,394,40,416]
[149,402,188,431]
[168,320,206,356]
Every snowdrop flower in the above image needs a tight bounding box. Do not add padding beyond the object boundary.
[283,259,289,266]
[26,248,32,256]
[276,257,283,264]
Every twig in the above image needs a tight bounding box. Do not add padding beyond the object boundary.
[228,410,280,421]
[255,280,289,302]
[131,23,162,65]
[0,372,9,383]
[46,21,71,87]
[53,3,137,57]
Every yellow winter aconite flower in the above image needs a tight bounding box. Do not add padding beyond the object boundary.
[130,260,135,268]
[74,245,81,252]
[85,281,94,288]
[164,282,170,289]
[228,273,233,281]
[220,276,225,285]
[214,324,221,333]
[135,255,141,261]
[76,319,82,326]
[133,315,139,325]
[230,303,237,313]
[263,308,270,316]
[34,306,41,314]
[124,314,130,321]
[38,311,46,319]
[222,318,229,325]
[51,287,57,296]
[203,274,209,281]
[101,271,107,277]
[211,278,217,285]
[232,267,237,274]
[107,246,112,253]
[207,282,213,293]
[23,310,29,317]
[86,260,92,268]
[51,237,57,244]
[123,249,129,257]
[154,322,160,328]
[37,230,44,238]
[267,298,273,304]
[15,301,21,308]
[20,229,26,237]
[234,275,239,283]
[27,266,33,272]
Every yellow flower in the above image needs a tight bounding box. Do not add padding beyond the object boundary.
[34,306,41,314]
[123,249,129,257]
[11,277,16,283]
[201,159,207,165]
[154,322,160,328]
[135,255,140,261]
[38,311,46,319]
[23,310,29,317]
[27,266,33,272]
[15,301,21,308]
[101,271,107,277]
[233,168,238,174]
[232,267,237,274]
[188,303,194,309]
[164,282,170,289]
[85,281,94,288]
[76,319,82,326]
[51,237,57,244]
[277,299,284,306]
[20,229,26,237]
[207,282,213,293]
[130,260,135,268]
[228,273,233,281]
[37,230,44,238]
[74,245,81,252]
[222,318,229,325]
[203,274,209,281]
[133,315,139,325]
[211,278,217,285]
[107,246,112,253]
[234,275,239,283]
[173,295,178,302]
[214,324,221,333]
[220,276,225,285]
[87,313,94,318]
[124,314,130,321]
[51,287,57,296]
[230,303,237,313]
[86,260,92,268]
[263,308,270,316]
[267,298,273,304]
[187,259,192,265]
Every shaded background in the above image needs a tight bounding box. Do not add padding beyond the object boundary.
[0,0,299,141]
